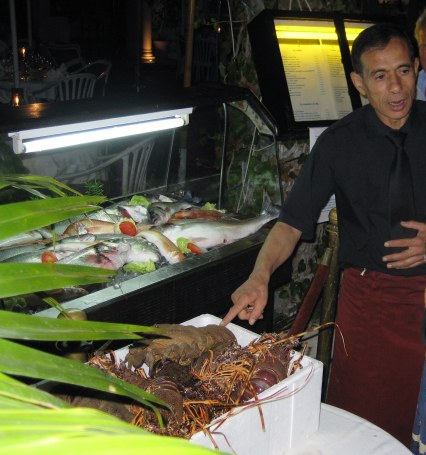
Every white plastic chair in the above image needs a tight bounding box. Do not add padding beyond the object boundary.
[72,59,112,97]
[57,72,97,100]
[32,72,97,102]
[58,136,156,195]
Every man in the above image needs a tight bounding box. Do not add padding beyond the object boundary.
[415,8,426,100]
[221,23,426,447]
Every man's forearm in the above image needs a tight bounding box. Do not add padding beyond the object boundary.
[250,221,302,282]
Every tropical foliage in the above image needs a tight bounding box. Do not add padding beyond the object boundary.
[0,175,218,455]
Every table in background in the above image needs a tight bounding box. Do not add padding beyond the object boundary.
[287,403,411,454]
[0,75,58,104]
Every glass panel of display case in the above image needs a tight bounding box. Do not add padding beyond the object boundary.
[0,85,289,324]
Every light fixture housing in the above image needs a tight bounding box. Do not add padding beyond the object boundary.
[274,23,368,42]
[9,108,192,154]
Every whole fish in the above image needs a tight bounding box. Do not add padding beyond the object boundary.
[170,208,229,221]
[0,234,99,262]
[0,231,44,248]
[117,205,150,224]
[157,203,279,249]
[0,243,46,262]
[137,230,186,264]
[148,200,195,225]
[52,207,124,235]
[63,219,119,236]
[56,238,161,269]
[1,249,72,263]
[122,237,161,264]
[3,236,160,269]
[55,243,129,269]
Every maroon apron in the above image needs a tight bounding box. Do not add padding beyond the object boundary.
[326,268,426,447]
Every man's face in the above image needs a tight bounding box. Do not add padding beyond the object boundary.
[350,37,419,129]
[418,25,426,69]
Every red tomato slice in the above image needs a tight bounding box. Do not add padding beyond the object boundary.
[119,220,137,236]
[41,251,58,263]
[187,242,203,255]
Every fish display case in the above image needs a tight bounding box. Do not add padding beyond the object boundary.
[0,83,291,332]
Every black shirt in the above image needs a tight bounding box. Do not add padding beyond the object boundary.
[279,101,426,276]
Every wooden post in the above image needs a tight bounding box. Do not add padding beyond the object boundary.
[316,208,340,399]
[26,0,32,48]
[8,0,20,89]
[179,0,197,182]
[183,0,196,87]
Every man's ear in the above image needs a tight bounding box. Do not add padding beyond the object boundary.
[414,57,420,77]
[350,71,366,97]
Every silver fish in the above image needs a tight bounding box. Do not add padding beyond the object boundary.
[51,208,123,235]
[56,238,160,270]
[0,234,97,262]
[148,200,194,225]
[55,243,125,269]
[2,249,71,263]
[0,243,46,262]
[0,231,44,248]
[3,236,160,269]
[157,203,279,249]
[120,238,161,264]
[117,205,149,224]
[137,230,186,264]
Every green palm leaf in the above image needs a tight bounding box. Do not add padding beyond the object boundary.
[0,338,166,412]
[0,408,218,455]
[0,310,157,341]
[0,263,113,299]
[0,196,106,241]
[0,174,84,196]
[0,372,69,409]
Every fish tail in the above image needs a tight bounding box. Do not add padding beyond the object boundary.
[260,191,280,218]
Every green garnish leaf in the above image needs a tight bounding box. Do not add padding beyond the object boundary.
[122,260,156,274]
[201,202,216,210]
[176,237,191,253]
[129,195,150,207]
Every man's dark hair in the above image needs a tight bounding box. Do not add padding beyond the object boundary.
[351,23,416,74]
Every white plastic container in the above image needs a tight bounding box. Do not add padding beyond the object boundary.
[116,314,323,455]
[186,315,323,455]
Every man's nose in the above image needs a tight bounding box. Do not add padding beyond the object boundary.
[389,72,403,92]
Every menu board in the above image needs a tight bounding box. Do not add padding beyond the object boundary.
[248,11,376,135]
[279,40,352,121]
[276,20,353,122]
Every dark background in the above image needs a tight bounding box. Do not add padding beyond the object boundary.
[0,0,223,93]
[1,1,425,95]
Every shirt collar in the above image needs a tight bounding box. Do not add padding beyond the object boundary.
[363,102,417,138]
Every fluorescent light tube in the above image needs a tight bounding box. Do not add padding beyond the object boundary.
[9,108,192,154]
[23,117,185,153]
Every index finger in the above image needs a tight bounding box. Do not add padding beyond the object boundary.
[220,304,243,326]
